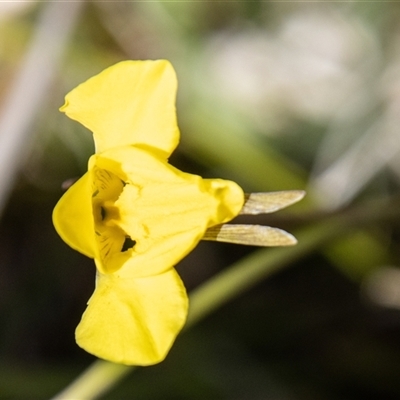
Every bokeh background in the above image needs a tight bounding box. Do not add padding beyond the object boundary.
[2,1,400,399]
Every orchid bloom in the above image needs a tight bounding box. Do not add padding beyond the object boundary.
[53,60,304,366]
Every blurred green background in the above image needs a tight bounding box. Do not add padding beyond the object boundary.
[1,1,400,399]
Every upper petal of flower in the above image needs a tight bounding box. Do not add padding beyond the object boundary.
[60,60,179,157]
[75,268,188,366]
[52,172,96,259]
[91,146,244,277]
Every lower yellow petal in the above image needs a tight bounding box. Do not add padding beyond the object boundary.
[52,172,96,258]
[75,269,188,366]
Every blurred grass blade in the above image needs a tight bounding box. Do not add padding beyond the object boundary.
[180,103,307,193]
[0,0,84,215]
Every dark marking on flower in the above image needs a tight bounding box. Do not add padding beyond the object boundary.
[95,169,111,191]
[100,206,106,221]
[92,189,99,198]
[101,241,112,258]
[121,236,136,252]
[95,231,101,236]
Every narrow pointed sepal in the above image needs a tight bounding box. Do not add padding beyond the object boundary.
[240,190,305,215]
[203,224,297,247]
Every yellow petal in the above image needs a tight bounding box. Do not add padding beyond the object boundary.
[60,60,179,157]
[75,269,188,366]
[202,178,245,225]
[91,147,244,277]
[52,172,96,258]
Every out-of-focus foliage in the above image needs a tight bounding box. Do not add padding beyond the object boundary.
[2,2,400,399]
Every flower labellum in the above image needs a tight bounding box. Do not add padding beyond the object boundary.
[53,60,304,366]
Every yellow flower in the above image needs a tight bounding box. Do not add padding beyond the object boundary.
[53,60,244,366]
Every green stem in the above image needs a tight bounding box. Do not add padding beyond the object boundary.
[51,196,400,399]
[186,217,345,328]
[51,361,133,400]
